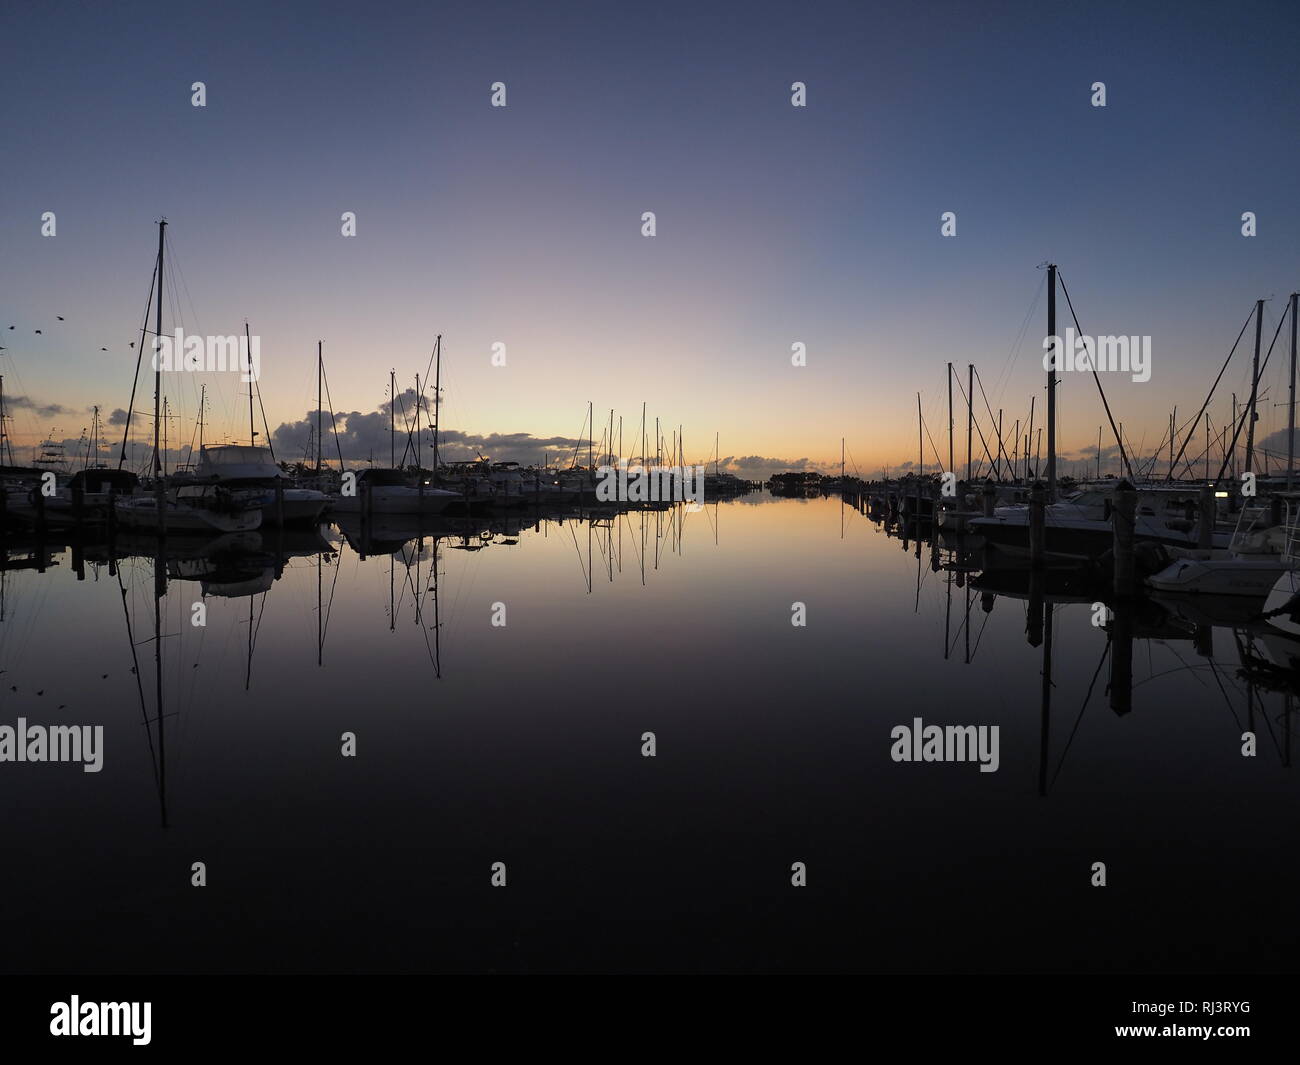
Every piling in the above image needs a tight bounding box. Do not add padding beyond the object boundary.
[1112,479,1138,598]
[1197,483,1215,550]
[982,479,997,517]
[1028,480,1046,569]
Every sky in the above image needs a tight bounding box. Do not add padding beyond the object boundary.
[2,0,1298,479]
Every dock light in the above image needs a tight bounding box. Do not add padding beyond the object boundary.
[1214,491,1229,498]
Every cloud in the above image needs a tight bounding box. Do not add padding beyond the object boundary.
[6,395,73,419]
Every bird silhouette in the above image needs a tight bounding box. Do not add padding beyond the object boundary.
[100,674,108,679]
[34,329,41,335]
[36,690,44,696]
[56,316,64,321]
[6,326,13,330]
[100,347,107,351]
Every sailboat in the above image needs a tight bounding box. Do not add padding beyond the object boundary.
[112,220,263,535]
[328,367,458,515]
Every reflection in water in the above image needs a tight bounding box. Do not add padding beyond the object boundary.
[1,493,1297,974]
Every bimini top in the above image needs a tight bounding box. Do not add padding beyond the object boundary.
[195,445,285,481]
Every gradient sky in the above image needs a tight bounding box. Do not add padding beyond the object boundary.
[2,0,1298,477]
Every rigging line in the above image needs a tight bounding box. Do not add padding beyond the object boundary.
[254,373,275,461]
[1056,272,1135,481]
[1050,640,1110,788]
[119,250,159,468]
[321,363,346,469]
[920,412,946,471]
[1215,303,1289,481]
[973,367,1014,474]
[968,598,994,659]
[567,521,589,585]
[950,372,998,474]
[321,550,342,646]
[992,272,1047,399]
[117,573,161,795]
[1169,305,1266,479]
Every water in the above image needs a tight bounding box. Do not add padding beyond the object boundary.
[1,493,1295,973]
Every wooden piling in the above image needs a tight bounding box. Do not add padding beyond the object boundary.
[1028,480,1046,569]
[1197,483,1214,550]
[1112,479,1138,598]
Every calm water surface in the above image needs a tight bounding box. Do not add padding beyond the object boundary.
[1,493,1295,973]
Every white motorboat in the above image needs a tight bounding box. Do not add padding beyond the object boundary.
[185,444,328,525]
[1148,499,1294,596]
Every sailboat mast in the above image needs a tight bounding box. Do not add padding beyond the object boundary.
[1046,263,1057,498]
[588,401,593,468]
[415,374,421,469]
[317,342,323,472]
[966,364,973,481]
[917,392,923,480]
[1288,292,1298,489]
[1245,299,1264,475]
[433,334,441,478]
[198,385,205,452]
[245,321,255,446]
[153,219,167,531]
[947,362,954,476]
[390,369,396,468]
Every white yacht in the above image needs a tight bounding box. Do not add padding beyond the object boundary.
[186,445,328,525]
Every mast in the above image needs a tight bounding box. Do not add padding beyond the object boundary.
[1289,293,1298,489]
[246,321,255,446]
[433,334,441,478]
[1026,395,1035,479]
[1046,263,1057,498]
[966,363,973,481]
[0,375,7,465]
[1097,425,1102,480]
[917,392,923,480]
[153,219,166,533]
[995,408,1003,481]
[390,369,396,468]
[1244,298,1264,474]
[947,362,954,476]
[198,385,205,452]
[415,374,421,469]
[589,401,594,469]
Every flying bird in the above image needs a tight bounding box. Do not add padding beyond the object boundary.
[100,347,107,351]
[57,316,64,321]
[34,329,41,335]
